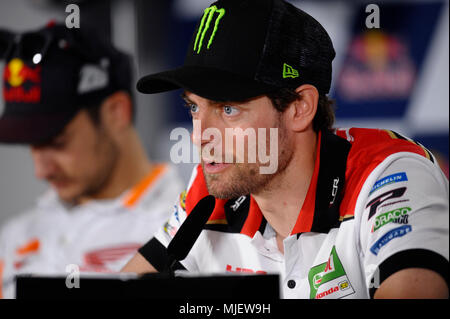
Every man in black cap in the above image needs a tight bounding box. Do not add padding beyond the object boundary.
[123,0,449,298]
[0,23,183,298]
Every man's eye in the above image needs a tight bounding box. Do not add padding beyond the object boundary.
[223,105,239,116]
[189,104,199,113]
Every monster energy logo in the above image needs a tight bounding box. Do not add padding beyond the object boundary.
[283,63,299,79]
[194,5,226,54]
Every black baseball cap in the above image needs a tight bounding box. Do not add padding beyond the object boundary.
[137,0,335,102]
[0,22,132,144]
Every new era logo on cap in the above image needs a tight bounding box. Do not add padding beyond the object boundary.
[77,59,109,95]
[283,63,299,79]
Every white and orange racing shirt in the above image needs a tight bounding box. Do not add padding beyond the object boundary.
[138,128,449,299]
[0,164,183,298]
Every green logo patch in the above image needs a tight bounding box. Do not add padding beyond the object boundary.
[193,5,226,54]
[308,246,355,299]
[372,206,411,232]
[283,63,299,79]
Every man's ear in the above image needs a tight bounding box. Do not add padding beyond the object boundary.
[284,84,318,132]
[100,91,133,130]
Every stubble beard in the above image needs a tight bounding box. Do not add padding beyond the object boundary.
[64,128,120,205]
[203,116,293,200]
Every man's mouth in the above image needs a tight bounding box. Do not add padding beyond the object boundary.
[203,160,231,174]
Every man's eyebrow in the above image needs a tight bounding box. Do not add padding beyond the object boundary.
[181,91,246,107]
[180,92,193,105]
[31,131,67,148]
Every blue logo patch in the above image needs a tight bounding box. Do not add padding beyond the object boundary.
[370,172,408,194]
[370,225,412,256]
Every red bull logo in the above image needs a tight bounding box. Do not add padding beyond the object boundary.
[3,58,41,103]
[338,30,415,101]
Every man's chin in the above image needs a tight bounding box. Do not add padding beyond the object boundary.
[56,193,78,204]
[206,188,241,200]
[204,172,233,199]
[204,169,250,199]
[51,185,80,203]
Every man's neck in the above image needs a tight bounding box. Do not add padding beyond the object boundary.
[252,130,317,253]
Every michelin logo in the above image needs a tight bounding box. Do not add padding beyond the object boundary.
[370,225,412,256]
[370,172,408,194]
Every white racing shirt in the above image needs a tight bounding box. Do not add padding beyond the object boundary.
[0,164,184,298]
[139,128,449,299]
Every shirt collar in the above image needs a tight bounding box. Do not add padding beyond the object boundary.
[290,130,351,235]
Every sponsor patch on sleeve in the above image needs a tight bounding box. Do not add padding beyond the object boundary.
[370,172,408,194]
[370,225,412,256]
[371,207,410,232]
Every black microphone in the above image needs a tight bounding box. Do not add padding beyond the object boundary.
[166,195,216,275]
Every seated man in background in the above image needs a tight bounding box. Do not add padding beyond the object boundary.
[0,23,183,298]
[123,0,449,299]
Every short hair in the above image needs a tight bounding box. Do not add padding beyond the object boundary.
[266,88,335,132]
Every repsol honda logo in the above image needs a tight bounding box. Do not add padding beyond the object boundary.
[193,5,226,54]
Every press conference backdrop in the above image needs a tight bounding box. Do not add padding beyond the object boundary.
[0,0,448,227]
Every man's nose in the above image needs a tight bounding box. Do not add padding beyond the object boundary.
[30,147,56,180]
[191,110,217,147]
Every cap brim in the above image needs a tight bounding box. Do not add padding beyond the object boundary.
[0,110,78,144]
[136,66,277,102]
